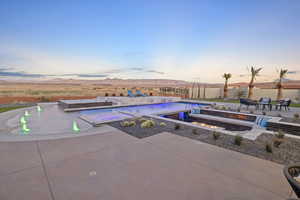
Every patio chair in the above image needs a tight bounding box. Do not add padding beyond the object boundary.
[283,164,300,199]
[239,98,258,110]
[136,90,147,97]
[127,90,136,97]
[276,98,291,111]
[258,97,272,110]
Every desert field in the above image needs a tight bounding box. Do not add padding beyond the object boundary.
[0,82,160,104]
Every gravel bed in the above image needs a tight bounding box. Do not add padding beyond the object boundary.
[109,117,300,165]
[281,117,300,124]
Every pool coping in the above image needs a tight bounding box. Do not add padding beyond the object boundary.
[63,100,211,112]
[77,101,210,126]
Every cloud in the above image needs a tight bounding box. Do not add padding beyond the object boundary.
[146,70,164,74]
[75,74,108,78]
[287,70,300,74]
[0,71,44,78]
[0,66,45,77]
[91,67,165,76]
[0,66,163,78]
[0,67,109,78]
[0,45,167,80]
[0,66,164,79]
[129,67,144,71]
[125,67,164,74]
[0,66,15,71]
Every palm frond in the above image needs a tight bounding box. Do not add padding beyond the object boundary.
[280,69,288,78]
[222,73,232,80]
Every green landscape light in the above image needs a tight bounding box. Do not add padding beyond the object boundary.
[24,110,30,117]
[37,105,42,112]
[20,116,26,124]
[22,123,30,133]
[73,121,80,132]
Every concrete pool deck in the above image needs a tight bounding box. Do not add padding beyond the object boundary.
[0,130,295,200]
[0,103,119,141]
[0,102,207,141]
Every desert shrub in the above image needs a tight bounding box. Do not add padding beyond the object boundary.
[273,139,283,148]
[174,124,181,130]
[138,118,147,123]
[213,131,220,140]
[40,96,50,102]
[121,121,130,127]
[129,121,136,127]
[160,122,166,127]
[140,122,147,128]
[105,93,109,96]
[141,119,155,128]
[289,168,300,177]
[148,119,155,126]
[192,129,198,135]
[294,113,300,119]
[234,135,243,146]
[276,130,285,139]
[265,143,273,153]
[236,90,246,99]
[120,93,124,96]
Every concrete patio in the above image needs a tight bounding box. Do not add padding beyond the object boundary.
[0,128,295,200]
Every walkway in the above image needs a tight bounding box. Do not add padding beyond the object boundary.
[0,129,294,200]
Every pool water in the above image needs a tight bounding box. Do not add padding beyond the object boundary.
[81,102,206,115]
[80,102,207,124]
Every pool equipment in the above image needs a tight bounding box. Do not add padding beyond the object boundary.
[73,121,80,132]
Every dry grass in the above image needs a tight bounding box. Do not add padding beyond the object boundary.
[0,83,160,104]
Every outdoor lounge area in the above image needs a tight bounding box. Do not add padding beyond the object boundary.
[240,97,292,111]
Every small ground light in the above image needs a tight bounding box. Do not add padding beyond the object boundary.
[37,105,42,112]
[24,110,30,117]
[89,171,97,176]
[22,123,30,133]
[73,121,80,132]
[20,116,26,124]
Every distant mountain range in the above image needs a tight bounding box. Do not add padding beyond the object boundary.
[1,78,300,89]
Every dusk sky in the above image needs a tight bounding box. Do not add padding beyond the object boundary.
[0,0,299,83]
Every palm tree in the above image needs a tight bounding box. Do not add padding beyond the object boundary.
[248,66,262,99]
[222,73,232,98]
[276,69,288,101]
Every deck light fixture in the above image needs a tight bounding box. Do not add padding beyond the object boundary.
[20,116,26,124]
[37,105,42,112]
[73,121,80,132]
[22,123,30,133]
[24,110,30,117]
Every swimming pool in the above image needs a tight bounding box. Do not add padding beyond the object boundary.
[80,102,209,125]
